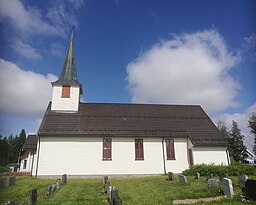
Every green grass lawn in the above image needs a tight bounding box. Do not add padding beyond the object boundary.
[0,175,255,205]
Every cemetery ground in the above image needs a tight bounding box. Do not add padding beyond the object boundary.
[1,175,256,205]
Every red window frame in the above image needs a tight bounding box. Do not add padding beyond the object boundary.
[135,139,144,160]
[102,138,112,160]
[166,139,175,160]
[61,85,70,98]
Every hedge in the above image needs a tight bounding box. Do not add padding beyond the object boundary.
[182,163,256,176]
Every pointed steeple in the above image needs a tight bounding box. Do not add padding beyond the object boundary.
[52,29,82,93]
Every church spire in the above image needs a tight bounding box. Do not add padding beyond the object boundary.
[52,29,82,93]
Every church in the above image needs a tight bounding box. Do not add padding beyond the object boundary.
[22,31,230,177]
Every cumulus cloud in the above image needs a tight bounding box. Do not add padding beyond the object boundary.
[0,59,57,116]
[213,103,256,152]
[244,33,256,61]
[13,40,42,60]
[126,29,240,114]
[0,0,63,37]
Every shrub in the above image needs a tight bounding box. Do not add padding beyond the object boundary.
[182,163,256,176]
[0,166,10,173]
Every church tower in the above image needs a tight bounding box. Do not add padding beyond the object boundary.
[51,30,83,112]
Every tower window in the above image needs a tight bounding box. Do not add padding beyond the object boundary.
[62,85,70,98]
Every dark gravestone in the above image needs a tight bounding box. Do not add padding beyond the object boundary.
[111,188,122,205]
[208,178,220,190]
[8,177,16,186]
[238,174,248,187]
[206,173,214,181]
[219,173,228,182]
[0,178,6,189]
[178,174,187,184]
[194,172,200,179]
[28,188,37,205]
[222,178,234,197]
[168,172,174,180]
[244,179,256,200]
[46,185,52,197]
[62,174,67,183]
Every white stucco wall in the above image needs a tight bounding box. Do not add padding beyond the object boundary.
[19,151,37,173]
[51,85,80,112]
[193,146,229,165]
[36,136,189,176]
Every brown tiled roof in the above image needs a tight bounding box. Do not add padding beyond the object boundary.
[23,135,38,151]
[38,102,227,146]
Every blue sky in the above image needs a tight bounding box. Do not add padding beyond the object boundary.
[0,0,255,150]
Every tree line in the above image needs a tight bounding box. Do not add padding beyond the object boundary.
[0,129,26,166]
[217,112,256,162]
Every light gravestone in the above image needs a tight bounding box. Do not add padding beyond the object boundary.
[208,178,220,190]
[206,173,214,181]
[28,188,37,205]
[222,178,234,197]
[238,174,248,186]
[46,185,52,197]
[178,174,187,184]
[56,179,61,189]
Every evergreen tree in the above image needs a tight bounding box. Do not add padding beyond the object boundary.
[248,113,256,155]
[229,120,247,162]
[217,121,230,141]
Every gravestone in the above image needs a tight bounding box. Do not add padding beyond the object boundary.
[168,172,174,180]
[178,174,187,184]
[219,173,228,182]
[194,172,200,179]
[62,174,67,183]
[110,187,122,205]
[106,181,111,194]
[238,174,248,186]
[0,178,6,189]
[208,178,220,189]
[56,179,60,189]
[8,177,16,186]
[51,184,57,192]
[103,176,108,186]
[244,179,256,200]
[206,173,214,181]
[222,178,234,197]
[46,185,52,197]
[28,188,37,205]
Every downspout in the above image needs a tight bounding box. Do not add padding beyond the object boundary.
[35,136,41,178]
[162,137,166,175]
[30,151,34,176]
[226,147,230,165]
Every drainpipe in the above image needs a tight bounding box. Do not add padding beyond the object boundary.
[35,136,41,177]
[30,151,34,176]
[162,137,166,174]
[226,147,230,165]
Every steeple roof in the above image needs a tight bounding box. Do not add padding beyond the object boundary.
[52,30,82,93]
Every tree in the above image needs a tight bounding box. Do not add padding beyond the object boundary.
[229,121,247,162]
[217,121,230,141]
[0,129,26,166]
[248,112,256,155]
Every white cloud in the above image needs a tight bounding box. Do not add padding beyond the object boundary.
[213,103,256,152]
[126,29,240,114]
[66,0,85,9]
[0,0,63,37]
[13,40,42,60]
[0,59,58,116]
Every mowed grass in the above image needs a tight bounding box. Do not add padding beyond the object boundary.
[0,175,255,204]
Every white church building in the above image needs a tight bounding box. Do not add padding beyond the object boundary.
[23,31,230,177]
